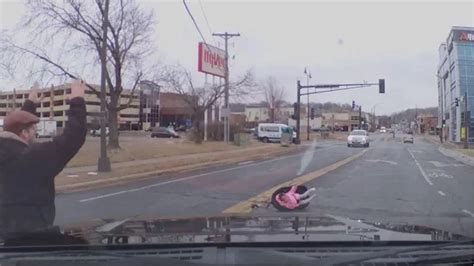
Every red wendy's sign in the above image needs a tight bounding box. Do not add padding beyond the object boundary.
[198,42,226,78]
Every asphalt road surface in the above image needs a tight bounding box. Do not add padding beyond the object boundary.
[55,133,474,237]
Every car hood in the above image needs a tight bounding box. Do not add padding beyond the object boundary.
[59,214,471,245]
[348,135,366,140]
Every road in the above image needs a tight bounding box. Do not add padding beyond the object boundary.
[55,133,474,237]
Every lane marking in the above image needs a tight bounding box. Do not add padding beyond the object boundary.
[222,149,368,214]
[427,169,454,179]
[238,161,254,166]
[462,209,474,217]
[438,190,446,196]
[407,149,433,186]
[79,147,329,203]
[428,161,464,168]
[365,159,398,165]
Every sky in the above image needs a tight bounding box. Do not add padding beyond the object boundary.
[1,0,473,115]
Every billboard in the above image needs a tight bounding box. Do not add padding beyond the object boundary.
[198,42,226,78]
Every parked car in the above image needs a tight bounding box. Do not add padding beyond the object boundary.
[90,127,109,137]
[175,125,187,132]
[312,127,330,132]
[151,127,180,138]
[347,129,370,147]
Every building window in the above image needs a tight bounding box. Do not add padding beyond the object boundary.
[86,101,101,106]
[121,114,139,118]
[42,102,50,108]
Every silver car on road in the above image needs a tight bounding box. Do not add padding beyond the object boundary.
[347,130,370,147]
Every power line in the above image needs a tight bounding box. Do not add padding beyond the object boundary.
[183,0,209,46]
[198,0,217,45]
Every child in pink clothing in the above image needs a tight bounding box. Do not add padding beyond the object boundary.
[275,185,316,210]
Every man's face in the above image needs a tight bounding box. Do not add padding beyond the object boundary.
[21,124,37,144]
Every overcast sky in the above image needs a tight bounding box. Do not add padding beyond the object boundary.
[1,0,473,115]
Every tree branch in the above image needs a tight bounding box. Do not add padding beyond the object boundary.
[117,71,142,110]
[8,42,101,97]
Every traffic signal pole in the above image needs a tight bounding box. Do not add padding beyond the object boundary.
[296,81,302,144]
[464,91,469,149]
[359,106,362,129]
[295,79,385,144]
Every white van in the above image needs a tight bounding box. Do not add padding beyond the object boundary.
[257,123,295,143]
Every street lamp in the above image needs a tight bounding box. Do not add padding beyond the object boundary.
[304,67,312,140]
[371,103,381,131]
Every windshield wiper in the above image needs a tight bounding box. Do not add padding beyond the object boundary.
[0,249,197,265]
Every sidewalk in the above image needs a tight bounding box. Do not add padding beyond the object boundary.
[56,143,301,193]
[422,134,474,167]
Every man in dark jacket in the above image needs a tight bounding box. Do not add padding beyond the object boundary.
[0,80,87,236]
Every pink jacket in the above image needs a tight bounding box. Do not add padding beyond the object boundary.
[276,186,300,209]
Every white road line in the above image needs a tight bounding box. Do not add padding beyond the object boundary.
[462,209,474,217]
[238,160,254,166]
[438,190,446,196]
[79,151,307,203]
[407,149,433,186]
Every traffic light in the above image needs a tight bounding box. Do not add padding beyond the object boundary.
[379,79,385,94]
[455,97,459,107]
[352,101,355,109]
[310,107,315,120]
[293,102,298,117]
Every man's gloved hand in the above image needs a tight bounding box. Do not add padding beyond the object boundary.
[28,81,41,103]
[70,79,86,99]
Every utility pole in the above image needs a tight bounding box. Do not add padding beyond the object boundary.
[464,91,469,149]
[213,32,240,143]
[359,106,362,129]
[98,0,111,172]
[271,95,275,123]
[440,76,445,143]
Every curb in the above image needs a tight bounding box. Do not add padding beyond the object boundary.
[438,146,474,167]
[56,145,302,193]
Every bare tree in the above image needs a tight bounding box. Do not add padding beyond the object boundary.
[0,0,155,149]
[262,76,286,122]
[157,66,254,144]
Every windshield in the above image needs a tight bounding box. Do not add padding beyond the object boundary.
[350,131,367,136]
[1,0,474,255]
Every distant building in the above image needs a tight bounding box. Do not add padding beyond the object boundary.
[0,84,140,130]
[244,103,306,123]
[417,115,438,135]
[158,92,195,129]
[437,26,474,143]
[245,104,269,122]
[0,84,199,131]
[322,112,351,131]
